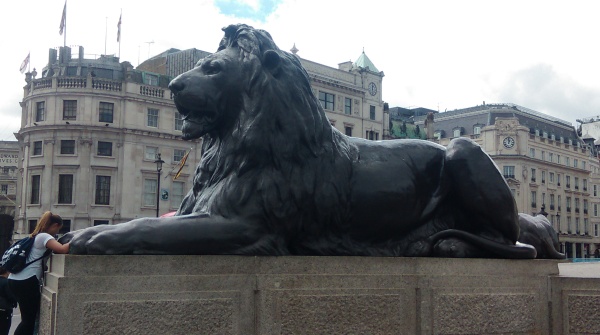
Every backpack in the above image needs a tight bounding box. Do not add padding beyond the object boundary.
[0,236,47,274]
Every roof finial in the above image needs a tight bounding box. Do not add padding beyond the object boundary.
[290,43,299,55]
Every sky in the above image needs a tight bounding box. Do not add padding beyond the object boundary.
[2,0,600,141]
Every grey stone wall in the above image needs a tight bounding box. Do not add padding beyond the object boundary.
[40,255,599,335]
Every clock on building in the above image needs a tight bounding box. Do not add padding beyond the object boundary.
[368,82,377,96]
[502,136,515,148]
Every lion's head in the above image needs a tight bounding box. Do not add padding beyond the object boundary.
[169,24,332,156]
[171,24,354,230]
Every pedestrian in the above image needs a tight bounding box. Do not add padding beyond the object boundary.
[0,267,16,335]
[8,211,70,335]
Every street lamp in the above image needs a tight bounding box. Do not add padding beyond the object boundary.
[154,153,164,217]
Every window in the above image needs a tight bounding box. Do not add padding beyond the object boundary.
[366,131,378,140]
[36,101,45,122]
[557,174,561,186]
[531,191,537,208]
[175,112,184,131]
[503,166,515,179]
[345,126,352,136]
[575,198,580,213]
[531,168,536,182]
[541,171,546,183]
[529,148,535,158]
[1,185,7,195]
[144,179,157,206]
[369,106,376,120]
[558,195,562,211]
[595,184,598,196]
[30,175,40,204]
[147,108,159,127]
[549,172,554,183]
[32,141,42,156]
[97,141,113,156]
[145,146,158,160]
[171,181,185,207]
[473,126,481,135]
[575,177,579,190]
[58,174,73,204]
[576,217,580,234]
[566,197,572,212]
[95,176,111,205]
[145,73,159,86]
[60,140,75,155]
[595,203,598,217]
[566,157,570,166]
[344,98,352,115]
[541,151,545,161]
[549,153,553,162]
[584,199,589,214]
[582,161,586,170]
[453,128,461,138]
[94,220,110,226]
[173,149,186,162]
[99,102,114,123]
[550,194,555,209]
[28,220,37,234]
[59,220,71,235]
[557,155,561,164]
[595,224,599,237]
[574,159,578,168]
[566,175,571,188]
[63,100,77,120]
[318,92,334,110]
[567,216,572,233]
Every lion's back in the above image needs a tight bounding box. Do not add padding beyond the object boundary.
[348,138,448,234]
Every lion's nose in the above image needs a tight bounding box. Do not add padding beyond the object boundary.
[169,78,185,94]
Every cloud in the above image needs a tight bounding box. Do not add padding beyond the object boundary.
[491,64,600,125]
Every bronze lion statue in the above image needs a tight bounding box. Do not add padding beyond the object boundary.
[63,24,560,259]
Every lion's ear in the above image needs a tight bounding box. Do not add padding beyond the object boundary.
[263,50,281,76]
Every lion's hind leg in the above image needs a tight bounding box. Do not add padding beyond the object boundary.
[445,137,520,243]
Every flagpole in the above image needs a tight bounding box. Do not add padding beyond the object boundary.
[118,9,122,59]
[104,17,107,55]
[64,1,67,47]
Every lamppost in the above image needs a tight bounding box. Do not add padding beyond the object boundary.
[154,153,164,217]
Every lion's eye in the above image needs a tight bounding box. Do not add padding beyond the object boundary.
[203,62,221,75]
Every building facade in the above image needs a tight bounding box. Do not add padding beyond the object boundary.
[0,141,19,218]
[14,46,201,239]
[415,103,600,258]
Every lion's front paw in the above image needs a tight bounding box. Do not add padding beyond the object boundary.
[66,225,118,254]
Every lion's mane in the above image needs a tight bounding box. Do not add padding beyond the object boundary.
[178,24,357,254]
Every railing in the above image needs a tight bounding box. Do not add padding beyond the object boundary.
[140,86,165,98]
[92,79,121,91]
[57,77,86,88]
[33,78,52,89]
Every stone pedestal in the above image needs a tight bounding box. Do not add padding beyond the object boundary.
[39,255,599,335]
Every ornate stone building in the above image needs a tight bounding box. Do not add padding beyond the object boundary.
[416,103,600,258]
[14,46,201,239]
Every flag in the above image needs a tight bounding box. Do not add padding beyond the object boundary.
[59,1,66,35]
[173,149,191,181]
[117,14,122,42]
[19,53,30,74]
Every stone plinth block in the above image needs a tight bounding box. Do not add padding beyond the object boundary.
[41,255,571,335]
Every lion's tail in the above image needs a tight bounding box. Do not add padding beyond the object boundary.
[429,229,537,259]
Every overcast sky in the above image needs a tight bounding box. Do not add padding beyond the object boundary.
[2,0,600,141]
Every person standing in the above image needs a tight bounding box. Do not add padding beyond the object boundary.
[8,212,70,335]
[0,267,16,335]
